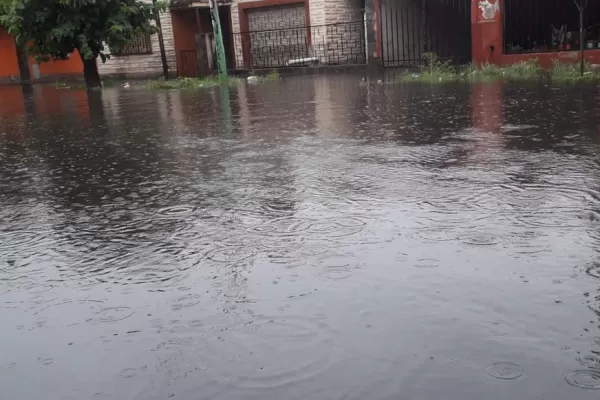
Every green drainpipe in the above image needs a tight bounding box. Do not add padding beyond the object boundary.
[208,0,228,80]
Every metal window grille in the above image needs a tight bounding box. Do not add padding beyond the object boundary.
[504,0,600,54]
[233,21,368,69]
[113,33,153,56]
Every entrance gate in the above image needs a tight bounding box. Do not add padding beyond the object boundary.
[380,0,472,67]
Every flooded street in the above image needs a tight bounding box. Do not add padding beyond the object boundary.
[1,75,600,399]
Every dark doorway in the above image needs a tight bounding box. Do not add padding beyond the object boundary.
[379,0,472,67]
[219,6,235,70]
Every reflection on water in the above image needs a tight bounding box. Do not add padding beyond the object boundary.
[1,77,600,399]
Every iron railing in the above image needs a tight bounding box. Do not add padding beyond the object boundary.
[113,33,153,56]
[170,0,231,9]
[379,0,471,67]
[232,21,368,69]
[504,0,600,54]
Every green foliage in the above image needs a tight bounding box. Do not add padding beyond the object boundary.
[551,60,600,82]
[0,0,164,61]
[265,70,280,81]
[397,55,589,84]
[501,59,542,80]
[399,52,459,82]
[247,70,280,83]
[143,76,239,90]
[422,52,454,75]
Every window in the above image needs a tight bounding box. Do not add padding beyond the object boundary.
[113,33,153,56]
[504,0,600,54]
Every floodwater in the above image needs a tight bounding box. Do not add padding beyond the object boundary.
[1,76,600,400]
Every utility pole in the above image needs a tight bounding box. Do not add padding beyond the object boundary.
[208,0,228,79]
[573,0,589,76]
[153,0,169,79]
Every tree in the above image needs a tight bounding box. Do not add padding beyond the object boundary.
[0,0,30,81]
[0,0,165,87]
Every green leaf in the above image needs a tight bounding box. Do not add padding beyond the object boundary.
[1,0,160,67]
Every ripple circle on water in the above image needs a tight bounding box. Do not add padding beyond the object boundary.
[199,316,336,389]
[486,362,524,381]
[458,233,503,246]
[576,355,600,368]
[415,258,440,269]
[156,205,197,218]
[565,369,600,390]
[585,263,600,279]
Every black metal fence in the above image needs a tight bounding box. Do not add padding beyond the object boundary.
[232,21,367,69]
[504,0,600,54]
[379,0,471,67]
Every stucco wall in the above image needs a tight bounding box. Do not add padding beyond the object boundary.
[98,7,177,78]
[325,0,363,24]
[0,28,20,81]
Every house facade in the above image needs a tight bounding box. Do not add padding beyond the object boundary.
[0,27,82,83]
[472,0,600,68]
[0,0,178,83]
[98,0,177,78]
[375,0,600,69]
[170,0,372,75]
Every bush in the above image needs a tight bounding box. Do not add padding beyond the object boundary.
[501,59,542,80]
[551,60,600,82]
[399,52,460,83]
[397,53,600,84]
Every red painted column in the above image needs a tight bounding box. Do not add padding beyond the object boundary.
[375,0,382,58]
[471,0,503,66]
[471,80,503,134]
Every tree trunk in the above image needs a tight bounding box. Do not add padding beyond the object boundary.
[80,53,102,88]
[153,0,169,79]
[14,39,31,82]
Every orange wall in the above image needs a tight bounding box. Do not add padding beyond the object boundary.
[0,86,24,117]
[34,86,89,118]
[171,10,200,76]
[1,27,82,80]
[35,51,83,76]
[497,51,600,68]
[0,27,20,78]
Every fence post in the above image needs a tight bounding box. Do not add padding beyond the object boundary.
[573,0,588,76]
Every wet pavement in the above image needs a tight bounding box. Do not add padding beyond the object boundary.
[1,75,600,399]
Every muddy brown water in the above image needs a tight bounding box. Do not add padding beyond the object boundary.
[1,77,600,399]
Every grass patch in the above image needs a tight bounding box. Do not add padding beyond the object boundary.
[500,59,543,80]
[398,54,600,84]
[265,70,280,81]
[247,70,280,83]
[551,60,600,83]
[399,52,461,83]
[143,76,238,90]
